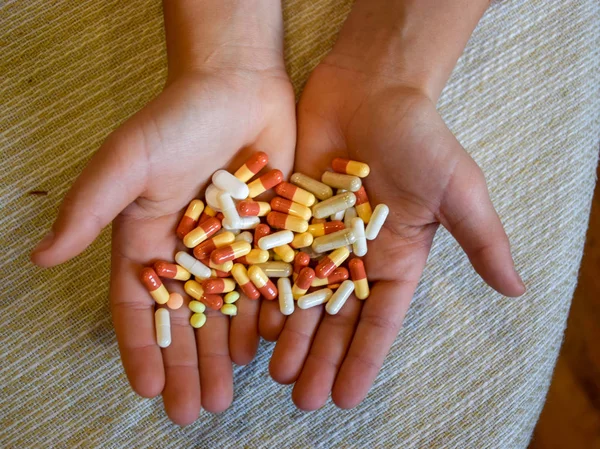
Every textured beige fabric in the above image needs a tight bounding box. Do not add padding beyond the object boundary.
[1,0,599,448]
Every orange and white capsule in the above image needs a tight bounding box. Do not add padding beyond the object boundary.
[311,267,349,287]
[349,258,370,299]
[235,248,270,264]
[315,247,350,279]
[247,266,278,300]
[321,171,362,192]
[354,186,373,224]
[292,267,315,299]
[308,220,345,237]
[290,232,314,249]
[253,223,271,247]
[273,244,295,263]
[210,241,252,264]
[183,217,222,248]
[153,261,191,281]
[193,231,236,260]
[274,181,316,207]
[202,278,236,294]
[312,191,356,219]
[141,268,170,304]
[231,263,261,300]
[267,211,309,233]
[331,158,371,178]
[290,173,333,201]
[234,151,269,183]
[271,197,312,221]
[198,205,218,224]
[176,200,205,239]
[237,200,271,217]
[247,169,284,198]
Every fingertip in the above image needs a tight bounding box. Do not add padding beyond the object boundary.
[201,390,232,414]
[331,385,363,410]
[259,301,286,342]
[292,386,327,411]
[164,394,201,426]
[130,370,165,399]
[268,351,300,385]
[230,346,255,366]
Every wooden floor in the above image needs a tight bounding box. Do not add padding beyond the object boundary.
[529,164,600,449]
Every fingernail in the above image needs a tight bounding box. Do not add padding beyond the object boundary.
[33,230,55,254]
[515,269,526,293]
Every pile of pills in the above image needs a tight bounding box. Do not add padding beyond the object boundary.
[140,152,389,347]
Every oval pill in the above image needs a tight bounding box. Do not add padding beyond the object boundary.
[247,265,278,300]
[271,197,312,221]
[166,292,184,310]
[315,247,350,279]
[220,304,238,316]
[258,230,294,251]
[274,181,316,207]
[290,232,314,249]
[237,200,271,217]
[188,300,206,313]
[176,199,205,239]
[231,263,261,300]
[267,211,309,233]
[140,267,170,304]
[350,217,368,257]
[190,312,207,329]
[224,291,240,304]
[247,169,284,198]
[155,308,171,348]
[349,258,370,300]
[331,158,371,178]
[290,173,333,200]
[322,171,362,192]
[312,191,356,219]
[278,277,295,316]
[234,151,269,182]
[211,241,252,264]
[183,217,222,248]
[212,169,250,200]
[297,288,333,309]
[253,262,293,278]
[365,204,389,240]
[312,228,357,253]
[175,251,211,279]
[325,280,355,315]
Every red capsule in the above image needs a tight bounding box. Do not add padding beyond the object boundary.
[237,200,270,217]
[234,151,269,182]
[354,186,369,205]
[176,200,204,239]
[311,267,349,287]
[183,217,222,248]
[140,267,169,304]
[202,278,236,294]
[254,223,271,247]
[293,252,311,275]
[315,247,350,279]
[200,294,224,310]
[295,267,315,290]
[211,241,252,264]
[198,206,217,224]
[153,261,191,281]
[247,169,284,198]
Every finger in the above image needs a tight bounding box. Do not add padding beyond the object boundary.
[258,299,287,342]
[229,295,260,365]
[291,296,362,411]
[31,131,146,267]
[438,152,525,297]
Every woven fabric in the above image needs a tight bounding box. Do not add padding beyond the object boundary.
[1,0,599,447]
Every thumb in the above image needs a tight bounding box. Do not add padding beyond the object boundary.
[31,131,146,267]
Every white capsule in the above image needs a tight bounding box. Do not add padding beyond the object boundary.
[365,204,390,240]
[175,251,211,278]
[205,184,223,211]
[351,217,367,257]
[277,277,294,316]
[253,262,293,278]
[224,216,260,230]
[312,192,356,219]
[155,308,171,348]
[212,169,249,200]
[312,228,357,253]
[325,280,355,315]
[258,230,294,250]
[298,288,333,309]
[322,171,362,192]
[344,206,357,228]
[235,231,254,244]
[218,191,241,227]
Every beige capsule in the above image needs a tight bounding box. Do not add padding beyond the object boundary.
[312,228,357,253]
[290,173,333,201]
[321,171,362,192]
[312,191,357,219]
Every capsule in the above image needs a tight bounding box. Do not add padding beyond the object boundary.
[188,300,206,313]
[290,173,333,201]
[185,280,224,310]
[183,217,222,248]
[325,280,355,315]
[231,264,261,300]
[153,261,191,281]
[312,191,356,219]
[351,217,368,257]
[344,206,358,228]
[267,211,309,233]
[234,151,269,182]
[218,191,242,229]
[155,308,171,348]
[321,171,362,192]
[308,220,345,237]
[311,217,327,224]
[311,267,349,287]
[224,216,260,230]
[200,257,233,273]
[141,268,170,304]
[278,277,295,316]
[293,252,311,276]
[176,200,205,239]
[190,312,207,329]
[247,169,284,198]
[205,184,223,211]
[237,200,271,217]
[220,304,238,316]
[297,288,333,309]
[270,197,312,221]
[273,244,295,263]
[211,241,252,264]
[253,262,293,278]
[331,158,370,178]
[292,267,316,299]
[247,266,278,300]
[235,231,254,244]
[349,258,370,299]
[224,291,240,304]
[315,247,350,279]
[235,248,270,264]
[212,169,249,199]
[253,223,271,247]
[193,231,236,260]
[166,292,184,310]
[365,204,389,240]
[354,186,373,224]
[258,230,294,251]
[274,181,316,207]
[199,205,218,224]
[175,251,211,279]
[203,278,236,294]
[290,232,314,249]
[312,228,357,253]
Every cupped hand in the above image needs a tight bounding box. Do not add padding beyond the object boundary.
[31,64,296,424]
[262,59,525,410]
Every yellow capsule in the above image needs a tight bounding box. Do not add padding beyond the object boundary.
[312,228,357,253]
[332,158,371,178]
[221,304,238,316]
[253,262,293,278]
[188,300,206,313]
[184,280,204,300]
[207,259,234,272]
[321,171,362,192]
[241,249,270,264]
[290,173,333,201]
[312,192,357,219]
[267,212,309,233]
[290,232,314,249]
[224,291,240,304]
[273,244,295,263]
[190,312,207,329]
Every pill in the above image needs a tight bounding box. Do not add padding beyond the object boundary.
[330,189,347,221]
[183,217,222,248]
[308,220,345,237]
[224,291,240,304]
[321,171,362,192]
[176,199,205,239]
[188,300,206,313]
[184,280,205,300]
[270,197,312,221]
[234,151,269,182]
[277,277,295,316]
[311,267,349,287]
[202,278,236,294]
[292,267,316,299]
[212,169,250,199]
[253,262,293,278]
[349,258,370,299]
[192,231,236,260]
[153,261,191,281]
[166,292,184,310]
[312,191,356,219]
[247,169,284,198]
[267,211,309,233]
[224,215,260,230]
[297,288,333,309]
[221,304,238,316]
[354,186,373,224]
[331,158,371,178]
[205,184,223,211]
[312,228,357,253]
[315,247,350,279]
[253,223,271,247]
[290,232,314,249]
[325,280,355,315]
[231,263,261,300]
[344,206,358,228]
[211,241,252,264]
[200,257,234,273]
[199,205,218,224]
[293,252,311,276]
[247,266,278,300]
[235,248,270,264]
[155,308,171,348]
[258,230,294,251]
[140,267,170,304]
[218,191,242,228]
[211,268,230,278]
[237,200,271,217]
[175,251,211,279]
[350,217,368,257]
[235,231,254,244]
[273,244,295,263]
[202,294,224,310]
[290,173,333,200]
[365,204,389,240]
[311,217,327,224]
[190,312,207,329]
[274,181,316,207]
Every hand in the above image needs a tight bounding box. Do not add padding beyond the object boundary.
[261,57,525,410]
[31,51,296,423]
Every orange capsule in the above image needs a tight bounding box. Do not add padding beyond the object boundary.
[274,181,316,207]
[332,158,370,178]
[193,231,236,260]
[308,220,345,237]
[292,267,315,299]
[354,186,373,224]
[247,266,278,300]
[140,267,169,304]
[198,205,218,224]
[311,267,349,287]
[270,197,312,221]
[176,200,204,239]
[349,258,370,299]
[202,278,237,294]
[293,252,311,275]
[231,263,261,300]
[211,241,252,264]
[237,200,271,217]
[253,223,271,247]
[201,294,224,310]
[199,257,233,274]
[267,211,309,233]
[234,151,269,183]
[315,247,350,279]
[211,268,231,278]
[153,261,191,281]
[247,169,284,198]
[311,217,327,224]
[183,217,222,248]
